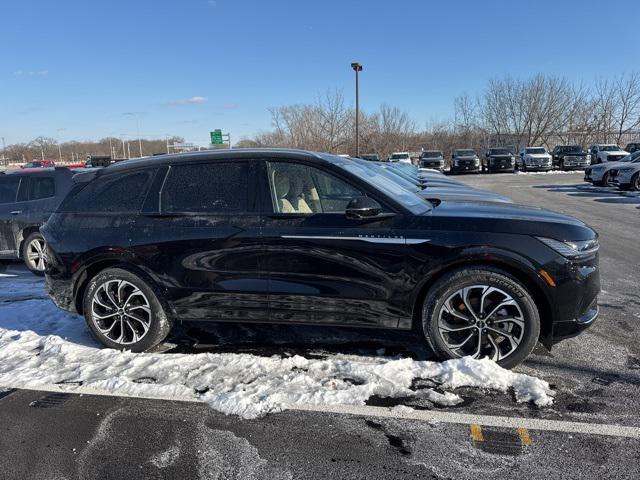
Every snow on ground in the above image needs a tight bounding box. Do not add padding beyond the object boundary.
[515,170,581,175]
[0,274,555,419]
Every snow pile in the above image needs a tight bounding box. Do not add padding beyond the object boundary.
[0,311,554,419]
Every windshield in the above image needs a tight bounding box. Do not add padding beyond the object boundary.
[421,151,442,158]
[566,146,583,152]
[623,151,640,162]
[600,145,621,151]
[489,148,511,155]
[24,161,42,168]
[322,156,429,214]
[455,150,476,156]
[526,148,546,154]
[354,160,421,193]
[390,153,410,160]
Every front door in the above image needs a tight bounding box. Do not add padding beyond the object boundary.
[259,159,407,328]
[131,160,267,322]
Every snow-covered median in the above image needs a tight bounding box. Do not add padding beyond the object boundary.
[0,295,555,419]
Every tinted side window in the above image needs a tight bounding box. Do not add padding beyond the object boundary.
[29,177,56,200]
[161,162,248,213]
[61,170,154,213]
[0,177,20,204]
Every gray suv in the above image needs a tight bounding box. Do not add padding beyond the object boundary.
[0,168,76,274]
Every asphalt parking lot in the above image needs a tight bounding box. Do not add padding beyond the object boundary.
[1,171,639,479]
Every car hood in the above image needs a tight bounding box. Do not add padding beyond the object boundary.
[418,187,512,203]
[524,153,551,159]
[602,151,628,157]
[591,160,624,170]
[415,200,595,240]
[454,156,477,161]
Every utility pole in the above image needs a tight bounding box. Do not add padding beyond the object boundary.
[121,136,126,158]
[135,114,143,157]
[109,137,114,159]
[351,62,363,157]
[1,137,6,167]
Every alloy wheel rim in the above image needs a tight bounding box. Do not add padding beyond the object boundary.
[26,238,46,271]
[91,279,152,345]
[436,285,526,362]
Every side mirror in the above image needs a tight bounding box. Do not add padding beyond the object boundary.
[346,196,382,220]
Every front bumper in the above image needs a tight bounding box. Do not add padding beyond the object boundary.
[450,163,480,173]
[562,156,590,169]
[550,298,599,342]
[542,252,600,346]
[420,161,444,171]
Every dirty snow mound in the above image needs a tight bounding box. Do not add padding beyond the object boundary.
[0,322,554,419]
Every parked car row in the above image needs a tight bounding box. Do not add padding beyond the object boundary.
[359,141,639,175]
[584,150,640,190]
[2,148,595,370]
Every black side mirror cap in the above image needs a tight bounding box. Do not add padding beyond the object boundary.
[346,196,383,220]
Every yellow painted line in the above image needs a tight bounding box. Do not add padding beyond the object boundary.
[518,427,532,446]
[470,423,484,442]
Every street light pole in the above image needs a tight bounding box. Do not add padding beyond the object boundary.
[351,62,363,157]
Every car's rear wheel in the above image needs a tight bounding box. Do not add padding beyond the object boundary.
[421,267,540,369]
[631,173,640,191]
[22,232,46,276]
[83,267,171,352]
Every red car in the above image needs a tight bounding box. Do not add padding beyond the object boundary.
[21,159,55,169]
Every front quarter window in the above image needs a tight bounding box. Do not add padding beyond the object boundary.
[267,162,362,214]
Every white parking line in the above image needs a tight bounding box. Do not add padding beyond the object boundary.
[4,382,640,439]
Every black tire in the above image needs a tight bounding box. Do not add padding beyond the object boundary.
[602,171,612,187]
[631,173,640,192]
[421,267,540,369]
[83,266,172,352]
[559,160,566,171]
[22,231,46,276]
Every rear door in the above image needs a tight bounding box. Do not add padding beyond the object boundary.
[22,174,58,226]
[131,160,267,322]
[259,159,406,328]
[0,175,24,256]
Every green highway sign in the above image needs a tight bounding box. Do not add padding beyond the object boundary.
[210,129,223,145]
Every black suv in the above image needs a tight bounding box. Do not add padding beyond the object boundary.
[551,145,591,170]
[0,168,75,274]
[483,147,516,173]
[43,149,600,368]
[624,142,640,154]
[418,151,445,171]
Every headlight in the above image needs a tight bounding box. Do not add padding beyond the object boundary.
[454,159,459,166]
[586,154,591,161]
[474,158,480,165]
[536,237,599,259]
[510,156,515,164]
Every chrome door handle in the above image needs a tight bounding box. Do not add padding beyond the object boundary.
[10,211,22,215]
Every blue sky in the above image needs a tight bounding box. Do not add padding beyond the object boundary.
[2,0,638,146]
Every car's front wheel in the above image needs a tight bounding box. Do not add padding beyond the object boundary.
[22,232,46,276]
[83,267,171,352]
[631,173,640,191]
[421,267,540,369]
[602,171,612,187]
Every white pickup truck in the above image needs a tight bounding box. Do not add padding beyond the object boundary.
[518,147,553,171]
[589,144,629,164]
[389,152,412,164]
